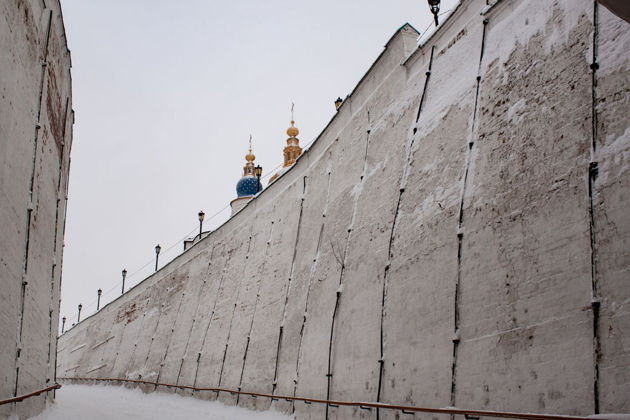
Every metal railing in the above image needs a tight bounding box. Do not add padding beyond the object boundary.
[59,377,608,420]
[0,384,61,406]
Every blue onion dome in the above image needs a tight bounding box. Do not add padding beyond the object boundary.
[235,141,262,197]
[236,176,262,197]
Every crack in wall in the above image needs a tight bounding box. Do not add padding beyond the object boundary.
[376,192,402,420]
[154,289,187,389]
[145,255,216,388]
[27,9,53,202]
[217,222,257,391]
[60,155,71,242]
[52,335,58,399]
[272,176,308,397]
[53,118,72,394]
[14,8,54,400]
[450,18,488,414]
[141,295,168,378]
[588,1,601,413]
[47,264,56,365]
[46,95,69,398]
[51,97,69,255]
[236,221,276,405]
[191,244,229,392]
[293,154,333,414]
[415,46,436,125]
[326,129,371,420]
[376,45,435,420]
[175,245,218,388]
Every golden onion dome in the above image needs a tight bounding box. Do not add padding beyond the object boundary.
[287,120,299,137]
[245,150,255,162]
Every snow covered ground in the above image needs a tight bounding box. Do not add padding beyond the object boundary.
[32,384,293,420]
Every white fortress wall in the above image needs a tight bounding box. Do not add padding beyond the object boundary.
[0,0,73,418]
[594,1,630,413]
[57,1,629,418]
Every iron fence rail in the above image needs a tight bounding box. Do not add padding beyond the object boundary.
[59,377,610,420]
[0,384,61,406]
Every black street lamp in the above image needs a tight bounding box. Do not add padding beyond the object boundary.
[97,289,102,311]
[121,268,127,294]
[255,165,263,192]
[155,244,161,271]
[428,0,441,26]
[198,210,205,240]
[77,304,82,323]
[61,316,66,333]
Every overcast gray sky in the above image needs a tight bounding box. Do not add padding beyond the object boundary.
[59,0,458,328]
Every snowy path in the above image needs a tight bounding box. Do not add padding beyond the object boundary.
[32,384,293,419]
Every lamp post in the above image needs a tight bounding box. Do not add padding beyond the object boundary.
[255,165,263,193]
[198,210,205,240]
[97,289,102,311]
[334,97,343,111]
[428,0,440,26]
[77,304,82,323]
[61,316,66,333]
[155,244,161,272]
[121,268,127,294]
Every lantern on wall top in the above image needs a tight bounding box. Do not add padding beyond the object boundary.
[428,0,440,26]
[121,268,128,294]
[155,244,161,272]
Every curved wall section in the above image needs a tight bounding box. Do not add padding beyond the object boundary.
[1,0,73,418]
[57,1,630,418]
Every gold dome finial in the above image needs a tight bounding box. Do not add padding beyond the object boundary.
[287,120,299,137]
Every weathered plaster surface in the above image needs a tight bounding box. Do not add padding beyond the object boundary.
[0,0,73,418]
[57,1,629,418]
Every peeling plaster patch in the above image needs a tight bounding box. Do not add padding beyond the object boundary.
[507,98,527,125]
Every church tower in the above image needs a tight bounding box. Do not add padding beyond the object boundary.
[283,119,302,167]
[231,138,262,215]
[269,106,303,184]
